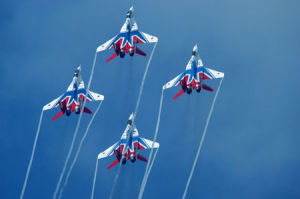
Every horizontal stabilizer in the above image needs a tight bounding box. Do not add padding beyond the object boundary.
[137,154,148,162]
[106,52,118,63]
[135,47,147,56]
[107,159,119,169]
[83,107,93,114]
[173,89,185,100]
[202,84,214,92]
[52,111,64,121]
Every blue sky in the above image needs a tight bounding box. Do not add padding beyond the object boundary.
[1,0,300,198]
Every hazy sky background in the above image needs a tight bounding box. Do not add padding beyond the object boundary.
[1,0,300,198]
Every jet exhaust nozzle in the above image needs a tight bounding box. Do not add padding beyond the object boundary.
[122,158,127,164]
[196,85,201,93]
[187,86,192,94]
[129,48,134,56]
[120,50,125,58]
[75,106,80,114]
[130,155,136,163]
[66,107,71,116]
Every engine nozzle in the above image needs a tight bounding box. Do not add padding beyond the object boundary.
[121,157,127,165]
[196,85,201,93]
[129,48,134,56]
[120,50,125,58]
[130,155,136,163]
[66,107,71,116]
[75,106,80,114]
[187,86,192,94]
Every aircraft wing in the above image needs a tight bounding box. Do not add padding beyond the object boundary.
[139,32,158,43]
[76,89,104,102]
[97,142,119,159]
[43,95,63,111]
[139,137,160,149]
[96,35,117,52]
[88,90,104,101]
[162,73,184,90]
[201,67,224,79]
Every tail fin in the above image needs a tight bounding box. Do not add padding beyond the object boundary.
[136,154,148,162]
[173,89,185,100]
[106,53,118,62]
[202,84,214,92]
[83,107,93,114]
[107,159,119,169]
[52,111,64,121]
[135,47,147,56]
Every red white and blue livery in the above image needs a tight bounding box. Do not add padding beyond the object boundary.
[43,66,104,120]
[96,6,158,62]
[98,113,159,169]
[163,45,224,99]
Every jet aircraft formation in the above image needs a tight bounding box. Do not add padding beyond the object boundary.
[22,5,225,199]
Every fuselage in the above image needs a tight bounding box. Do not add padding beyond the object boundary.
[115,129,138,164]
[181,56,203,94]
[58,74,87,116]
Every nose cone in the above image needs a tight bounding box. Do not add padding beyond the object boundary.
[127,6,134,17]
[127,113,134,125]
[129,113,134,121]
[192,44,198,54]
[74,65,81,77]
[129,6,134,12]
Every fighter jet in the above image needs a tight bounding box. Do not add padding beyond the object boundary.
[98,113,159,169]
[43,66,104,120]
[96,6,158,62]
[163,45,224,99]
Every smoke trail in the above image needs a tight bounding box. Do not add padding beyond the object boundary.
[108,163,123,199]
[138,147,159,198]
[52,52,99,199]
[137,89,164,199]
[90,158,99,199]
[20,110,44,199]
[108,42,158,199]
[57,101,104,199]
[146,147,159,180]
[132,42,157,122]
[181,78,224,199]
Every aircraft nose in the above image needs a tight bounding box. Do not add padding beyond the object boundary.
[74,65,81,76]
[129,113,134,120]
[193,44,198,52]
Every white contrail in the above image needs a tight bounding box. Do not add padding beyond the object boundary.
[138,147,159,199]
[138,89,164,199]
[90,158,99,199]
[133,42,157,122]
[57,101,104,199]
[108,42,158,199]
[52,52,99,199]
[108,162,123,199]
[20,110,44,199]
[181,78,224,199]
